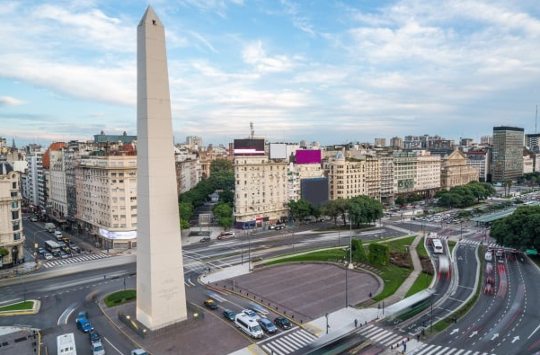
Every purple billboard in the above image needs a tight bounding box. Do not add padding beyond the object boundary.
[295,149,321,164]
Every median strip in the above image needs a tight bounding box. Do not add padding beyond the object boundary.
[0,300,41,316]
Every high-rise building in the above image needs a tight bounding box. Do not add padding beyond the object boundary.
[523,148,535,174]
[48,142,68,222]
[374,138,386,147]
[466,148,490,182]
[390,137,403,149]
[526,133,540,153]
[480,135,493,145]
[23,150,44,209]
[185,136,202,149]
[0,158,24,268]
[492,126,524,182]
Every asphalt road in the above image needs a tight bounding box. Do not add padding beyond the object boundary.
[431,243,540,354]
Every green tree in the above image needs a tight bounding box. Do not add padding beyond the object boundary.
[213,203,233,230]
[288,199,312,222]
[348,195,383,227]
[0,247,8,257]
[179,202,193,229]
[491,205,540,251]
[351,239,368,263]
[322,200,340,225]
[368,243,390,266]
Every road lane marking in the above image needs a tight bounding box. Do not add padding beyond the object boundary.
[57,302,78,325]
[103,337,125,355]
[528,323,540,339]
[0,298,22,306]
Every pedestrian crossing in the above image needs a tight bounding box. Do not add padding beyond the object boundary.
[42,253,110,268]
[258,327,318,355]
[460,239,501,248]
[413,343,496,355]
[355,324,409,349]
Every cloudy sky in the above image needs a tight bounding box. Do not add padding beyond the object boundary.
[1,0,540,146]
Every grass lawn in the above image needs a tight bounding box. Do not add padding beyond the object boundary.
[104,290,136,307]
[316,224,376,232]
[265,248,347,266]
[405,272,433,298]
[416,237,428,258]
[0,301,34,312]
[381,235,416,254]
[448,240,457,254]
[372,264,412,302]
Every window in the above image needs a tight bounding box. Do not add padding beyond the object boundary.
[12,182,16,189]
[13,232,20,240]
[11,211,19,220]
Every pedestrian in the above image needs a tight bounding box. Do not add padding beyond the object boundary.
[417,334,420,341]
[354,319,358,328]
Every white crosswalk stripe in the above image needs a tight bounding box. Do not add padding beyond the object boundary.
[42,253,110,269]
[258,328,318,354]
[413,343,495,355]
[356,325,407,348]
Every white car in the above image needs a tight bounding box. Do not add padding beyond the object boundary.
[44,253,53,260]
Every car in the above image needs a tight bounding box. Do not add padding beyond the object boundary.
[274,224,285,230]
[60,251,69,259]
[217,231,235,240]
[258,317,277,334]
[89,330,101,343]
[71,245,82,253]
[223,309,236,321]
[242,309,260,320]
[274,316,292,330]
[484,251,493,262]
[131,350,149,355]
[203,299,218,310]
[76,312,94,333]
[54,230,63,238]
[30,216,38,222]
[200,237,211,243]
[38,248,46,255]
[44,252,53,260]
[91,340,106,355]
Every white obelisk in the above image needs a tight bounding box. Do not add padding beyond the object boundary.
[136,6,187,330]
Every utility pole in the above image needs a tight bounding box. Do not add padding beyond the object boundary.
[346,213,352,308]
[325,313,330,334]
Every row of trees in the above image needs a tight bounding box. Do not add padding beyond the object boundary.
[179,159,234,229]
[289,196,383,228]
[351,239,390,266]
[491,205,540,251]
[436,182,495,208]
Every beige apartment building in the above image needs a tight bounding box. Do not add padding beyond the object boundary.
[234,155,288,228]
[441,150,479,189]
[0,160,24,268]
[75,148,137,249]
[379,155,394,203]
[416,151,441,191]
[287,162,324,201]
[328,152,366,200]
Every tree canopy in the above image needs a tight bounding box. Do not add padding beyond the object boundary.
[436,182,495,208]
[490,205,540,251]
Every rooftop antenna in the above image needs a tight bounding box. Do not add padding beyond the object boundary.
[250,121,254,139]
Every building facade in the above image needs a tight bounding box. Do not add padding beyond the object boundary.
[466,149,490,182]
[440,150,479,189]
[492,126,524,182]
[390,137,403,149]
[75,147,137,249]
[175,158,202,194]
[327,153,366,200]
[526,133,540,153]
[0,160,24,268]
[49,143,68,222]
[234,155,288,228]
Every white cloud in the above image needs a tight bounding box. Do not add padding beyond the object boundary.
[0,96,25,106]
[242,41,294,73]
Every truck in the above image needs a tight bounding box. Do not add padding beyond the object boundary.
[45,223,56,233]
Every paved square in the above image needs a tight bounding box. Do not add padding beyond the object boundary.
[229,263,380,320]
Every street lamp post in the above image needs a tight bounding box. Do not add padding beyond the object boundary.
[248,229,252,271]
[345,214,352,308]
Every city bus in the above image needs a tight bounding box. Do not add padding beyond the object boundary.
[44,240,61,256]
[57,333,77,355]
[432,238,444,254]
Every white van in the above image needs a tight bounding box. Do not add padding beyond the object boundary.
[484,250,493,262]
[235,313,264,339]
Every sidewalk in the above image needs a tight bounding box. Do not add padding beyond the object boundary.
[380,226,423,306]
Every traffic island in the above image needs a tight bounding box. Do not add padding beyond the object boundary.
[104,289,136,307]
[98,292,251,354]
[0,300,41,316]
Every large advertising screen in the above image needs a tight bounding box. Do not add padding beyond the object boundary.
[234,139,265,156]
[301,177,329,207]
[296,149,321,164]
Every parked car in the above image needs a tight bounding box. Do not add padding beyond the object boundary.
[200,237,211,243]
[223,309,236,321]
[258,317,277,334]
[44,252,53,260]
[76,311,94,333]
[30,216,38,222]
[274,316,292,330]
[203,299,218,310]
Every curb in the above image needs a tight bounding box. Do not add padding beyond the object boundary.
[0,300,41,316]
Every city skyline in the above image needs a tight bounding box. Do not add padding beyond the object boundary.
[2,0,540,146]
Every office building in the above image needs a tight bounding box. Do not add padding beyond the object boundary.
[374,138,386,147]
[390,137,403,149]
[492,126,524,182]
[526,133,540,153]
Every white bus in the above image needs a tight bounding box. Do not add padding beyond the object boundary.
[432,238,444,254]
[45,240,62,255]
[57,333,77,355]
